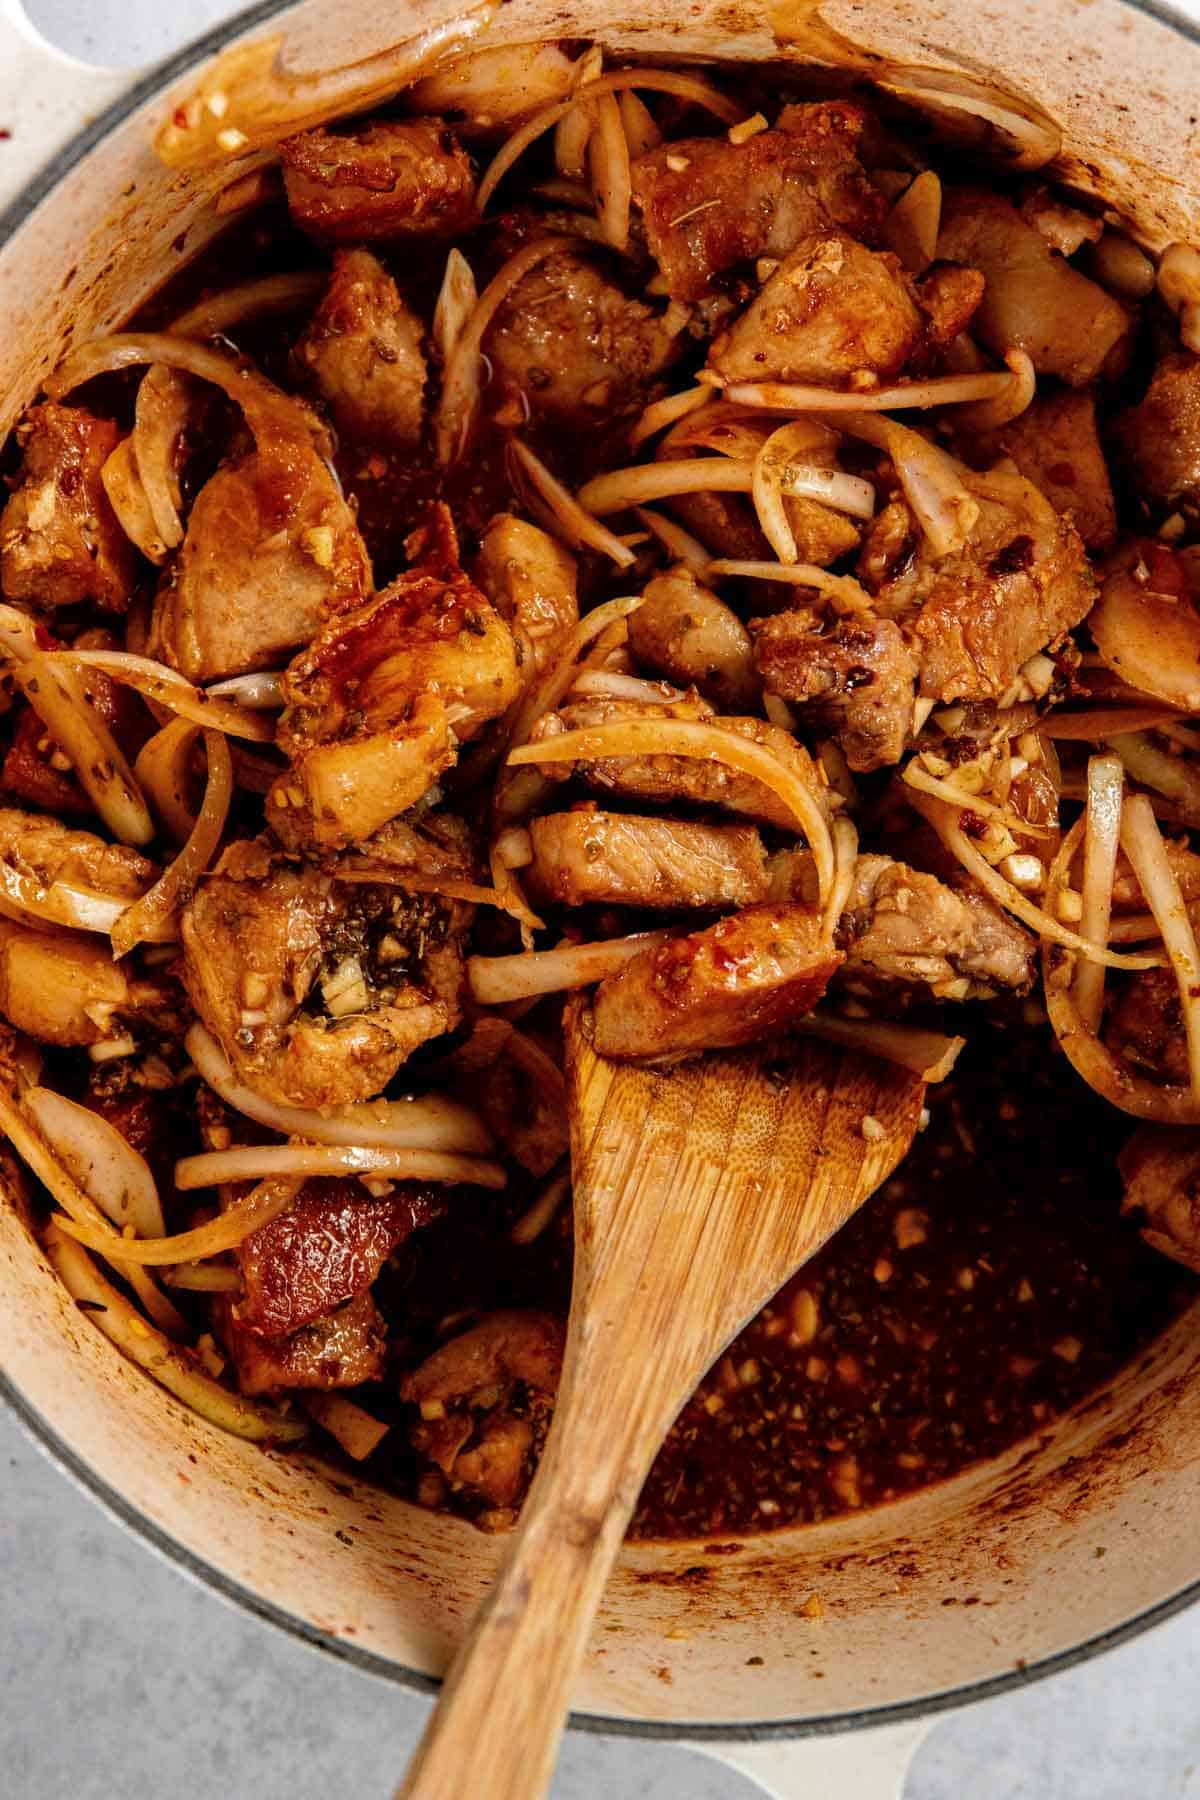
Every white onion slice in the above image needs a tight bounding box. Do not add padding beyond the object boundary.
[112,729,232,957]
[302,1392,389,1461]
[468,930,672,1005]
[791,1012,964,1082]
[579,457,873,518]
[1120,793,1200,1102]
[881,170,942,274]
[0,862,136,935]
[1073,754,1124,1031]
[24,1086,165,1237]
[432,247,479,367]
[13,652,153,847]
[589,92,632,251]
[719,372,1013,412]
[175,1142,507,1192]
[508,438,636,568]
[47,649,276,743]
[629,385,712,451]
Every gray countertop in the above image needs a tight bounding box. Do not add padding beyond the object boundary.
[4,1,1200,1792]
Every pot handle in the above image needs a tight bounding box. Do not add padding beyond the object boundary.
[689,1717,934,1799]
[0,0,137,217]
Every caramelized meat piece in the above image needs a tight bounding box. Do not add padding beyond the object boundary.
[840,855,1035,998]
[475,1042,568,1178]
[916,262,986,347]
[752,613,918,772]
[489,247,682,429]
[0,922,157,1046]
[402,1309,564,1521]
[1105,968,1188,1086]
[630,102,883,301]
[628,570,758,712]
[222,1288,388,1394]
[988,388,1117,551]
[1119,1126,1200,1273]
[181,839,468,1109]
[0,805,154,898]
[270,505,518,849]
[0,402,135,612]
[1112,352,1200,510]
[0,707,82,816]
[527,808,767,911]
[709,233,922,387]
[280,119,476,243]
[151,390,371,682]
[293,248,428,448]
[236,1178,442,1337]
[593,903,842,1062]
[936,188,1131,385]
[474,514,578,683]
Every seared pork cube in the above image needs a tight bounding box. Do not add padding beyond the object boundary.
[280,119,476,242]
[593,902,842,1063]
[752,613,918,772]
[0,806,154,899]
[0,922,140,1046]
[1112,352,1200,510]
[627,569,758,712]
[988,388,1117,551]
[293,248,428,448]
[630,101,883,301]
[474,514,578,683]
[1119,1126,1200,1273]
[221,1289,388,1394]
[840,855,1035,997]
[527,809,768,911]
[709,233,922,386]
[0,402,135,612]
[937,187,1131,385]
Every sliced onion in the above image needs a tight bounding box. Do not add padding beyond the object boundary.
[468,930,672,1005]
[131,361,192,553]
[824,813,860,934]
[302,1392,389,1461]
[12,652,153,846]
[1108,732,1200,826]
[791,1012,964,1082]
[163,1262,242,1293]
[719,372,1013,412]
[751,422,875,566]
[57,1175,302,1266]
[826,413,978,557]
[206,671,284,710]
[901,758,1054,837]
[1073,754,1124,1031]
[554,102,594,180]
[705,559,874,613]
[1040,707,1183,741]
[0,862,137,935]
[435,237,568,464]
[46,650,275,742]
[43,1223,308,1443]
[168,270,325,339]
[589,92,632,252]
[24,1085,165,1237]
[0,1086,131,1239]
[101,437,170,563]
[881,169,942,274]
[633,506,711,575]
[630,385,712,451]
[112,729,232,957]
[510,717,835,903]
[955,348,1036,432]
[175,1142,507,1192]
[508,438,636,568]
[618,88,662,157]
[432,247,478,367]
[186,1023,494,1154]
[134,717,200,844]
[1120,793,1200,1101]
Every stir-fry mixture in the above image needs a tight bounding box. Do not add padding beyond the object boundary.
[1,38,1199,1537]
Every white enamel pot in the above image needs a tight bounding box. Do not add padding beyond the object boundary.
[2,2,1200,1795]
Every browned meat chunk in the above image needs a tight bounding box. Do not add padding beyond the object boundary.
[472,1024,569,1178]
[840,855,1035,998]
[0,403,135,612]
[222,1289,387,1394]
[293,248,427,449]
[402,1310,564,1525]
[752,613,918,772]
[628,570,758,712]
[280,119,476,243]
[489,247,681,428]
[1112,353,1200,510]
[0,806,154,900]
[630,102,883,301]
[593,903,842,1063]
[236,1178,442,1338]
[1105,968,1188,1086]
[270,505,519,849]
[0,922,159,1046]
[936,188,1131,386]
[1119,1126,1200,1272]
[916,262,986,347]
[181,838,469,1110]
[527,808,767,911]
[474,514,578,683]
[709,233,922,387]
[987,388,1117,551]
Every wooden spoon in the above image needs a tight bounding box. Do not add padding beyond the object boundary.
[399,1003,925,1800]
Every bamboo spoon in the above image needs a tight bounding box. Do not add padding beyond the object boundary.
[399,1003,926,1800]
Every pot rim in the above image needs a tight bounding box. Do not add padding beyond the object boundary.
[2,0,1200,1742]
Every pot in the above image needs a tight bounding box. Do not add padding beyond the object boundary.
[1,2,1199,1794]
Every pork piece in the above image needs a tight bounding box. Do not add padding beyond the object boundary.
[181,838,470,1109]
[474,514,577,683]
[0,402,135,612]
[936,187,1131,385]
[151,388,371,682]
[1105,968,1188,1086]
[751,612,918,773]
[916,262,986,347]
[221,1289,387,1395]
[0,922,151,1046]
[270,505,519,849]
[0,707,81,816]
[1112,352,1200,510]
[986,388,1117,551]
[488,247,682,429]
[630,101,883,302]
[527,808,768,911]
[839,854,1035,998]
[628,570,758,712]
[868,464,1094,702]
[474,1032,568,1178]
[0,806,154,899]
[401,1310,564,1523]
[1119,1126,1200,1273]
[593,902,841,1063]
[279,119,476,243]
[236,1178,442,1338]
[293,248,427,449]
[528,696,823,831]
[708,232,922,386]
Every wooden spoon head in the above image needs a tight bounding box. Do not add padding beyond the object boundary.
[566,1000,926,1366]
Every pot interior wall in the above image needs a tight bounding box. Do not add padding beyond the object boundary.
[2,0,1200,1728]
